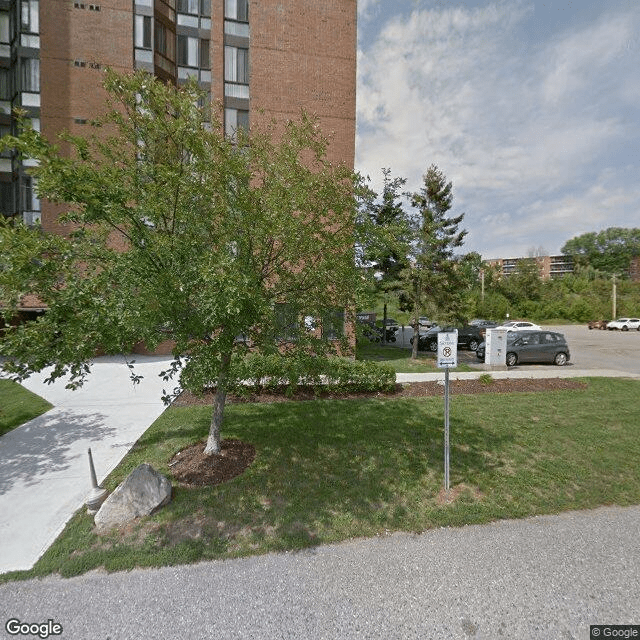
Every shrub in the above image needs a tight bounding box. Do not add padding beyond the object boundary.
[229,353,395,395]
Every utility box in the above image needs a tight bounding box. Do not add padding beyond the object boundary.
[485,328,508,369]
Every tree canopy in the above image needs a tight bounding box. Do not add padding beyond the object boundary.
[561,227,640,275]
[0,70,364,454]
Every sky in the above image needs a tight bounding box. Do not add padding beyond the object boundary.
[355,0,640,259]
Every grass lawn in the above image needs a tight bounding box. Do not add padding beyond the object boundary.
[0,379,53,437]
[356,342,475,373]
[3,376,639,581]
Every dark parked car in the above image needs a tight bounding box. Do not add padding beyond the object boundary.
[410,323,496,352]
[476,329,570,366]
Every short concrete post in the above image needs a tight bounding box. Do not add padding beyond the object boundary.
[85,448,108,515]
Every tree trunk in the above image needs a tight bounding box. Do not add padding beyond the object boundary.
[204,349,232,456]
[411,321,419,360]
[382,301,388,345]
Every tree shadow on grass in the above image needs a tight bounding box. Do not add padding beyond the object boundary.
[176,397,515,554]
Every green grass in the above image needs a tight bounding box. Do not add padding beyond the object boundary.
[3,377,640,582]
[356,342,475,373]
[0,379,53,437]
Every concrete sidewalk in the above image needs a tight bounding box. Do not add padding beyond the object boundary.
[0,355,173,574]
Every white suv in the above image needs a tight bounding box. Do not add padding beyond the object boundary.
[606,318,640,331]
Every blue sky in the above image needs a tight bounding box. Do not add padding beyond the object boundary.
[356,0,640,259]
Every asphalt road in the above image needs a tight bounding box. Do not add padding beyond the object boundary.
[1,505,638,639]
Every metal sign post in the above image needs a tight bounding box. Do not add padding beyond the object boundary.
[437,331,457,494]
[444,365,450,491]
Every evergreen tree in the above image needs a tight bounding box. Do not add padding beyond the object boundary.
[400,165,467,359]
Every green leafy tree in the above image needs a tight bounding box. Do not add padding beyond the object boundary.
[0,70,362,455]
[399,165,467,358]
[362,168,409,341]
[561,227,640,275]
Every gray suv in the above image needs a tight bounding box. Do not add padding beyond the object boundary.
[476,330,570,366]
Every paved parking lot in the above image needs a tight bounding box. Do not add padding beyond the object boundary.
[395,323,640,375]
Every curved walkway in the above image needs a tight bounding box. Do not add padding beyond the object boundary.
[0,356,172,574]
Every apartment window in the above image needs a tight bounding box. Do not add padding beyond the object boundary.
[21,175,39,213]
[21,0,39,33]
[21,57,39,92]
[0,68,10,99]
[200,38,209,69]
[0,11,9,44]
[155,20,175,61]
[225,0,248,22]
[274,303,299,341]
[177,34,198,67]
[200,0,210,16]
[322,308,344,340]
[0,182,13,216]
[177,0,198,14]
[224,46,248,84]
[224,108,248,141]
[135,15,152,49]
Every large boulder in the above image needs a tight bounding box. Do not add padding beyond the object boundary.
[94,463,172,532]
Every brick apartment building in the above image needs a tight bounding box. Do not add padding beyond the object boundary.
[0,0,357,231]
[484,255,575,280]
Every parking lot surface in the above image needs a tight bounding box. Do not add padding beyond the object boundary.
[396,323,640,375]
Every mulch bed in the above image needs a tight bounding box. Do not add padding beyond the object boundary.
[169,438,256,487]
[171,378,588,407]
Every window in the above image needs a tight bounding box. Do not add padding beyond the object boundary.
[21,57,39,92]
[0,68,10,100]
[224,108,248,141]
[21,175,39,213]
[225,0,248,22]
[135,15,152,49]
[177,0,198,14]
[200,38,209,69]
[177,34,198,66]
[200,0,211,17]
[224,46,248,83]
[0,11,9,45]
[0,182,13,216]
[322,308,344,340]
[155,20,175,61]
[274,303,299,341]
[21,0,39,33]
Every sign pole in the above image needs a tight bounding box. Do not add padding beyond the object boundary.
[437,330,457,497]
[444,365,450,493]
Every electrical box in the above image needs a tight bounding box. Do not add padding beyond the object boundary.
[485,328,508,368]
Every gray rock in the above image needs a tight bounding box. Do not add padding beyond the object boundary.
[94,463,172,531]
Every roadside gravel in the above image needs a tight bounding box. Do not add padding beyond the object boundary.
[2,504,638,639]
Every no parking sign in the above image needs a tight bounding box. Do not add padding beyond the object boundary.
[437,330,458,368]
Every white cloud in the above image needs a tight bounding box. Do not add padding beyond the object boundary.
[356,1,640,258]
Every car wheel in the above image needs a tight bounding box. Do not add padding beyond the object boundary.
[622,325,629,331]
[506,352,518,367]
[409,337,414,345]
[389,336,396,343]
[468,339,479,352]
[554,352,568,366]
[429,339,438,352]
